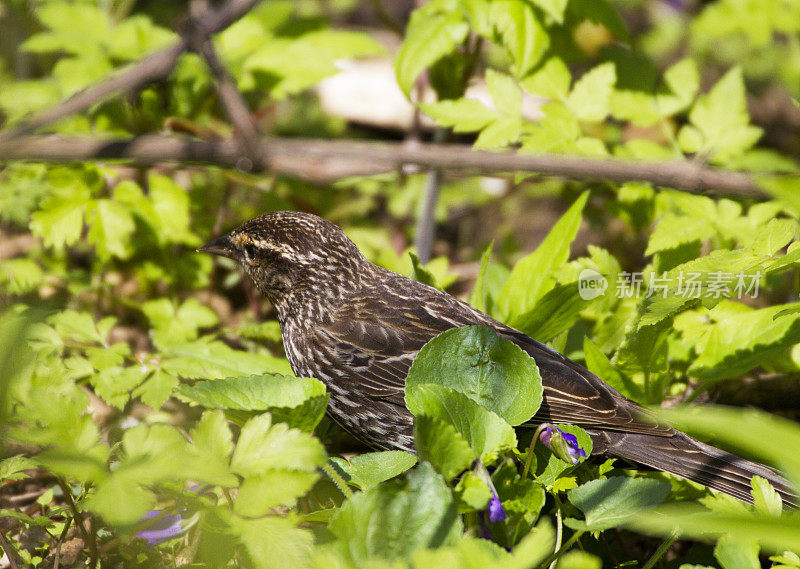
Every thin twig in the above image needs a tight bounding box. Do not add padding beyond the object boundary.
[0,528,29,569]
[0,0,264,143]
[55,479,97,569]
[186,0,263,169]
[0,135,767,197]
[537,529,585,569]
[640,530,680,569]
[53,516,73,569]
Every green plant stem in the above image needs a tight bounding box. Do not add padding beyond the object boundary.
[640,530,680,569]
[537,529,585,569]
[322,462,354,499]
[550,495,564,569]
[56,478,98,569]
[523,423,550,479]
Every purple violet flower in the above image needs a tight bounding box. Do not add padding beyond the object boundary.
[487,492,506,523]
[539,425,587,465]
[136,510,185,547]
[473,460,506,525]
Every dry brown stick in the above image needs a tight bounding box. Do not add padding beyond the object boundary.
[0,134,767,196]
[185,0,263,169]
[0,0,263,143]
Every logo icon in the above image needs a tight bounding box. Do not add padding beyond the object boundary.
[578,269,608,300]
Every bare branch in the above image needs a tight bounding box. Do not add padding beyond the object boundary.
[186,0,263,168]
[0,0,263,143]
[0,134,766,197]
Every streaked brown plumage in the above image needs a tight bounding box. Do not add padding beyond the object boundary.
[200,210,796,506]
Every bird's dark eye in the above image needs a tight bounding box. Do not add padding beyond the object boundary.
[244,243,257,259]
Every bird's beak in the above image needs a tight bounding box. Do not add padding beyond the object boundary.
[198,234,237,260]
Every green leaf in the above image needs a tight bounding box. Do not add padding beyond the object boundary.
[529,423,592,485]
[489,0,549,78]
[228,515,314,569]
[235,471,319,517]
[86,199,135,260]
[414,414,476,480]
[751,218,796,256]
[0,455,36,481]
[407,384,516,463]
[568,476,671,531]
[405,325,542,426]
[420,98,497,132]
[657,58,700,116]
[161,337,293,379]
[131,369,178,409]
[410,251,443,289]
[512,282,590,342]
[630,504,800,555]
[653,406,800,490]
[486,69,522,117]
[30,186,90,250]
[337,451,418,491]
[187,410,237,487]
[178,372,328,431]
[715,535,761,569]
[230,414,326,477]
[521,57,571,100]
[679,67,762,162]
[566,63,616,122]
[751,476,783,517]
[646,214,715,255]
[395,10,469,97]
[688,303,800,381]
[529,0,568,23]
[469,241,494,312]
[583,337,643,402]
[329,462,462,563]
[498,192,588,323]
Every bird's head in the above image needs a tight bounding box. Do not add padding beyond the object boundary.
[198,211,367,312]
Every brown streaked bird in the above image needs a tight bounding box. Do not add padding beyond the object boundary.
[200,210,796,506]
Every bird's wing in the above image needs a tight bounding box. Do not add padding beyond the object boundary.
[496,326,673,437]
[311,285,484,406]
[317,271,671,437]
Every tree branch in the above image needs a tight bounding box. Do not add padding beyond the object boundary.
[0,134,767,196]
[0,0,263,143]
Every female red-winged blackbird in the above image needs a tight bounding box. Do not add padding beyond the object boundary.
[200,210,795,506]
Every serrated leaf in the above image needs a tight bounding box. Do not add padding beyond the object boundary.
[336,451,418,491]
[30,187,90,250]
[86,198,135,260]
[751,476,783,517]
[474,116,522,149]
[405,326,542,426]
[230,414,326,476]
[751,218,796,256]
[521,57,570,100]
[646,214,715,256]
[395,11,469,97]
[567,63,616,122]
[236,471,319,517]
[682,67,762,162]
[161,338,293,379]
[0,455,36,481]
[228,515,314,569]
[489,0,549,78]
[420,98,498,132]
[715,535,761,569]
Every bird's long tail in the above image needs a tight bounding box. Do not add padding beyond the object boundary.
[590,430,797,507]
